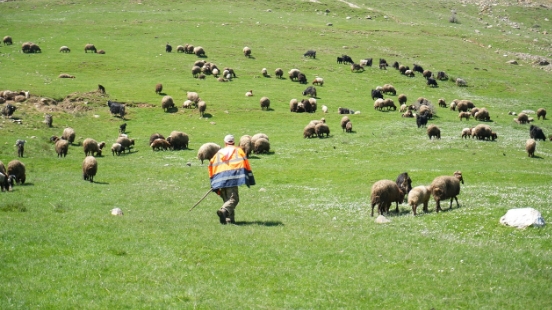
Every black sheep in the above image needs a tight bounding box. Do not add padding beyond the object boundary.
[303,50,316,58]
[436,71,448,80]
[301,99,313,113]
[342,55,354,64]
[298,73,307,84]
[107,100,126,119]
[413,64,424,73]
[302,86,317,98]
[427,77,438,87]
[530,125,546,141]
[371,89,383,100]
[1,104,16,118]
[15,140,25,158]
[336,56,343,64]
[416,112,429,128]
[165,43,172,53]
[392,61,399,70]
[119,123,127,134]
[396,172,413,201]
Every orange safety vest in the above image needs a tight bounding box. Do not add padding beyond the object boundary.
[208,146,255,190]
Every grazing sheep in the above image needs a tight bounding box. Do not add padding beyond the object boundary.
[212,68,219,77]
[84,44,97,53]
[253,138,270,154]
[408,186,432,215]
[398,65,408,75]
[515,113,530,124]
[83,138,104,157]
[150,139,171,151]
[315,123,330,138]
[155,83,163,94]
[0,168,14,192]
[182,100,194,109]
[398,94,407,105]
[198,100,207,117]
[187,92,200,103]
[185,44,194,54]
[82,156,97,182]
[526,139,536,157]
[461,127,473,139]
[111,143,123,155]
[62,127,76,144]
[416,113,429,128]
[402,110,414,118]
[312,77,324,86]
[289,99,299,112]
[243,46,252,57]
[529,125,546,141]
[288,69,300,81]
[166,131,189,150]
[193,46,205,57]
[341,116,351,132]
[161,96,175,112]
[302,86,317,98]
[303,50,316,58]
[29,43,41,53]
[59,46,71,53]
[412,64,424,73]
[405,70,415,77]
[438,99,446,108]
[427,125,441,139]
[149,133,165,145]
[430,171,464,212]
[251,133,269,146]
[239,135,252,157]
[164,43,172,53]
[474,107,490,121]
[381,84,396,95]
[400,104,408,113]
[176,45,185,53]
[260,97,270,110]
[261,68,269,77]
[456,78,467,86]
[426,77,438,87]
[245,90,253,97]
[3,36,13,45]
[7,160,26,185]
[360,58,373,67]
[223,67,237,78]
[191,66,202,78]
[422,70,432,79]
[116,137,135,153]
[107,100,125,119]
[351,63,365,72]
[58,74,75,79]
[303,124,316,139]
[370,180,404,216]
[301,99,313,113]
[322,105,328,113]
[436,71,448,80]
[537,108,546,120]
[382,99,396,111]
[345,122,353,133]
[455,100,475,112]
[449,101,458,111]
[21,42,32,53]
[275,68,283,79]
[297,73,307,84]
[341,55,354,64]
[373,99,384,110]
[458,112,471,121]
[197,143,221,164]
[97,50,105,54]
[52,138,68,158]
[472,124,493,140]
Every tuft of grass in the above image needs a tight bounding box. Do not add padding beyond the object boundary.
[0,203,27,212]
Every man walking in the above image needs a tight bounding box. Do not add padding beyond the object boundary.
[208,135,255,224]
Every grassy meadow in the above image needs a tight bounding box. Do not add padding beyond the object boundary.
[1,0,552,308]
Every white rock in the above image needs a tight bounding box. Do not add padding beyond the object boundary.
[375,215,390,224]
[111,208,123,216]
[500,208,545,228]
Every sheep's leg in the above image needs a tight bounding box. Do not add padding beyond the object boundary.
[423,202,428,213]
[454,196,459,208]
[371,203,376,217]
[436,200,442,213]
[412,204,417,216]
[395,202,399,214]
[449,197,455,209]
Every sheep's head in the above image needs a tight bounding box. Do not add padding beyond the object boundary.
[454,171,464,184]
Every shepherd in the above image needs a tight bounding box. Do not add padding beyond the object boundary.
[208,134,255,224]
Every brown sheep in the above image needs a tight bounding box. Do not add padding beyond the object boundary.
[155,83,163,94]
[55,138,69,157]
[149,133,165,145]
[150,139,171,151]
[515,113,530,124]
[82,138,103,157]
[381,84,396,95]
[3,36,12,45]
[474,107,490,121]
[398,94,407,105]
[161,96,175,112]
[260,97,270,110]
[303,124,316,139]
[526,139,536,157]
[166,131,189,150]
[7,160,26,185]
[345,122,353,133]
[429,171,464,212]
[315,123,330,138]
[239,135,252,157]
[537,108,546,120]
[370,180,404,216]
[461,128,472,139]
[427,125,441,139]
[62,127,76,144]
[116,137,135,153]
[341,116,350,132]
[458,112,471,121]
[82,156,97,182]
[193,46,205,57]
[84,44,97,53]
[438,98,446,108]
[243,46,252,57]
[198,101,207,117]
[275,68,284,79]
[197,143,221,164]
[472,124,493,140]
[253,138,270,154]
[289,99,298,112]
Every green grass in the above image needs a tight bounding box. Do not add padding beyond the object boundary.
[1,0,552,308]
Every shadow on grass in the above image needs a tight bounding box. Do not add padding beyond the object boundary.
[234,220,284,227]
[201,113,213,118]
[248,151,275,159]
[92,181,109,185]
[166,107,178,113]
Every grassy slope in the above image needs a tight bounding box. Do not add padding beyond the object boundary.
[1,0,551,308]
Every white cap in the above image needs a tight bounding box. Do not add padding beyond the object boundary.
[224,134,235,144]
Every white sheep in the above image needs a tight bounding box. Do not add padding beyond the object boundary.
[407,185,431,215]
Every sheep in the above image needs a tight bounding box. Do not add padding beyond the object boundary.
[382,99,396,111]
[149,133,165,145]
[422,70,432,79]
[515,113,530,124]
[458,112,471,121]
[52,137,69,157]
[197,143,221,164]
[436,71,448,80]
[427,125,441,139]
[338,107,354,114]
[198,100,207,117]
[84,44,97,53]
[193,46,205,57]
[7,160,26,185]
[303,124,316,138]
[82,156,98,182]
[3,36,12,45]
[58,74,76,79]
[288,69,300,81]
[399,104,408,113]
[301,99,313,113]
[182,100,195,109]
[461,127,473,139]
[251,133,269,146]
[470,107,480,117]
[187,92,200,103]
[430,171,464,212]
[261,68,269,77]
[116,137,135,153]
[438,99,446,108]
[275,68,283,79]
[474,107,490,121]
[191,66,202,78]
[308,118,325,127]
[341,116,351,132]
[370,180,404,216]
[223,67,237,78]
[360,58,373,67]
[155,83,163,94]
[194,60,206,67]
[402,110,414,118]
[341,55,354,64]
[405,70,415,77]
[14,140,25,158]
[161,96,175,112]
[44,114,53,127]
[253,138,270,154]
[82,138,104,157]
[111,143,123,155]
[166,131,189,150]
[98,84,106,94]
[59,46,71,53]
[297,73,307,84]
[379,58,389,68]
[239,135,252,157]
[426,77,438,87]
[455,78,467,86]
[381,84,396,95]
[398,94,407,105]
[408,186,432,215]
[526,139,536,157]
[398,65,408,75]
[455,100,475,112]
[312,77,324,86]
[308,98,317,113]
[537,108,546,120]
[289,99,298,112]
[302,86,317,98]
[529,125,546,141]
[260,97,270,110]
[303,50,316,58]
[337,56,343,64]
[21,42,32,53]
[396,172,413,202]
[416,113,429,128]
[322,105,328,113]
[315,123,330,138]
[243,46,252,57]
[345,122,353,133]
[29,43,41,53]
[412,64,424,73]
[107,100,125,119]
[185,44,194,54]
[471,124,492,140]
[351,63,365,72]
[62,127,76,144]
[97,50,105,54]
[374,98,384,110]
[176,45,185,53]
[0,170,14,192]
[150,139,171,151]
[212,68,219,77]
[165,43,172,52]
[449,101,458,111]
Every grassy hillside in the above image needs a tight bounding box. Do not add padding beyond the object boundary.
[1,0,551,308]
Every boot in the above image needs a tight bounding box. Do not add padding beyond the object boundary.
[216,209,228,225]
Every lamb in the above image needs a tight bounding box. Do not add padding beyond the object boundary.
[243,46,252,57]
[436,71,448,80]
[438,99,446,108]
[84,44,97,53]
[111,143,123,155]
[83,138,104,157]
[55,138,69,157]
[115,137,135,153]
[193,46,205,57]
[515,113,530,124]
[198,100,207,117]
[351,63,365,72]
[529,125,546,141]
[82,156,98,182]
[408,186,432,215]
[58,74,76,79]
[7,160,26,185]
[345,121,353,133]
[166,131,189,150]
[62,127,76,144]
[251,133,269,146]
[59,46,71,53]
[161,96,175,112]
[15,139,25,157]
[458,112,471,121]
[303,124,316,138]
[260,97,270,110]
[381,84,396,95]
[341,116,351,132]
[322,105,328,113]
[261,68,269,77]
[182,100,195,109]
[472,124,493,140]
[526,139,536,157]
[427,125,441,139]
[253,138,270,154]
[370,180,404,216]
[315,123,330,138]
[402,110,414,118]
[373,98,384,110]
[289,99,298,112]
[149,133,165,145]
[197,143,221,164]
[275,68,283,79]
[537,108,546,120]
[150,139,171,151]
[303,50,316,58]
[430,171,464,212]
[455,78,467,86]
[461,128,472,139]
[155,83,163,94]
[3,36,12,45]
[398,94,407,105]
[187,92,200,103]
[474,107,490,121]
[165,43,172,52]
[312,77,324,86]
[239,135,252,156]
[192,66,202,78]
